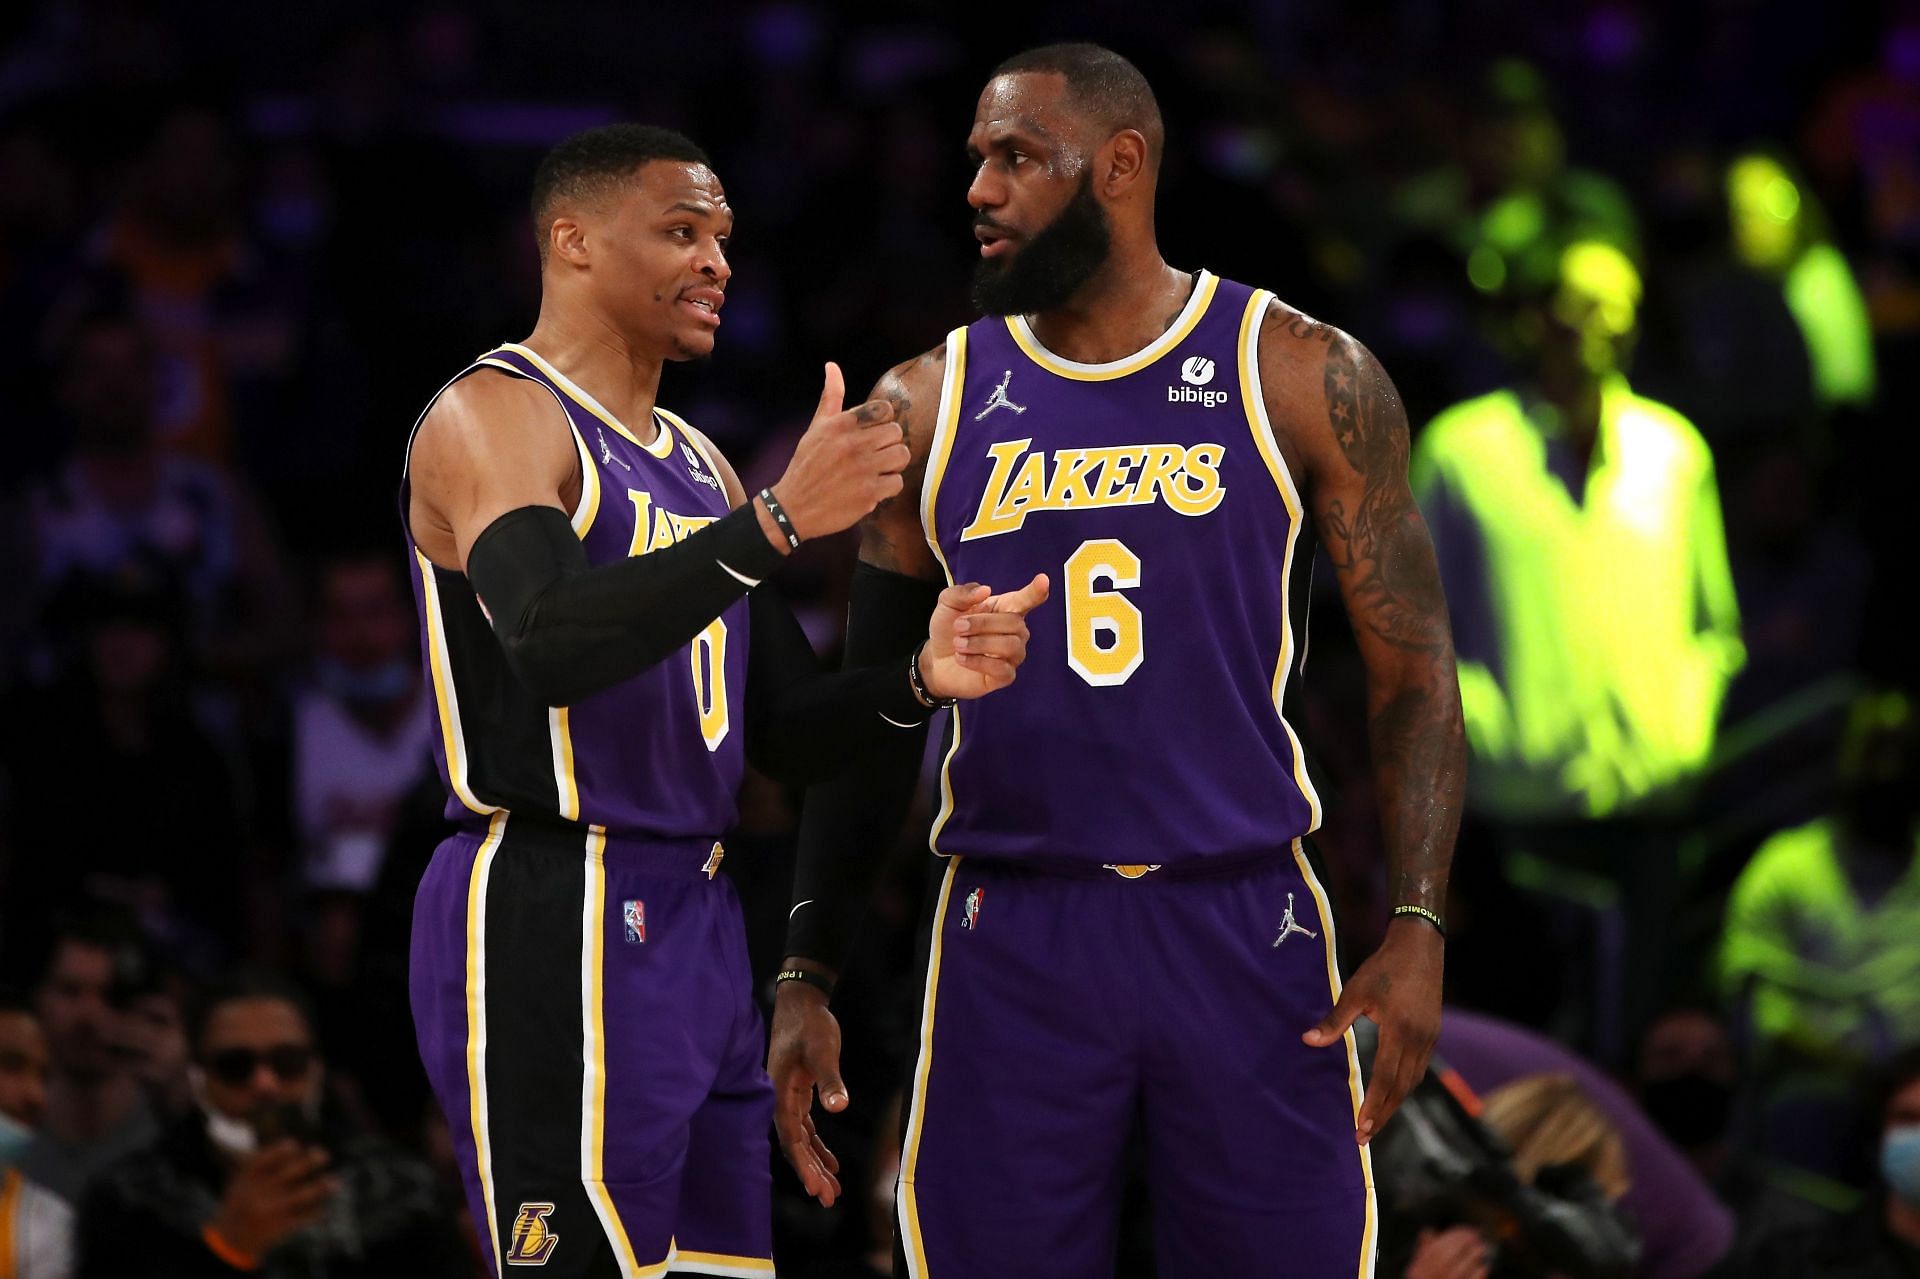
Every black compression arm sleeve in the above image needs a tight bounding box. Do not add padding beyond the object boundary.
[465,503,785,707]
[783,563,943,973]
[743,588,935,785]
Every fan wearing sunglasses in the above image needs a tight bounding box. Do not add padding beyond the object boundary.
[73,970,470,1277]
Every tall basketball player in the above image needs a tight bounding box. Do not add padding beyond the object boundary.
[403,125,1046,1279]
[768,47,1465,1277]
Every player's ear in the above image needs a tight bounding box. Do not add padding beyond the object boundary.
[548,215,590,268]
[1101,129,1151,197]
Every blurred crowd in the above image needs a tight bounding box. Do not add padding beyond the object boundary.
[2,1,1918,1275]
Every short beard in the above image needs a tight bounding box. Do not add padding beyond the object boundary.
[971,173,1111,316]
[667,332,717,363]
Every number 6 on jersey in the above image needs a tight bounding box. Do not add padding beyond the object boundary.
[1065,538,1143,686]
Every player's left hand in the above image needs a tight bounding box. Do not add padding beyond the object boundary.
[1302,915,1443,1144]
[919,574,1050,700]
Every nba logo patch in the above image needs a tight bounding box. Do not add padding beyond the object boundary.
[961,887,983,931]
[622,900,646,944]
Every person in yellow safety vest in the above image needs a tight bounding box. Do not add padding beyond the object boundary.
[1412,241,1746,824]
[1727,153,1877,413]
[1721,689,1920,1068]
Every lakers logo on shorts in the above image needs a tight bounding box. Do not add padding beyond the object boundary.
[1102,864,1163,879]
[506,1202,559,1265]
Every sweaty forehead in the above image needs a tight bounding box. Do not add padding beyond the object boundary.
[971,73,1084,152]
[625,161,731,220]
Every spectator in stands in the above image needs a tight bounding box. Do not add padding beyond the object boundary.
[293,550,429,907]
[108,954,196,1125]
[1725,152,1877,412]
[1,991,73,1278]
[77,969,469,1277]
[21,304,297,687]
[1722,686,1920,1065]
[1413,239,1743,827]
[1749,1045,1920,1276]
[14,913,157,1204]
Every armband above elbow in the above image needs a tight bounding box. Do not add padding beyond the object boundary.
[466,505,583,634]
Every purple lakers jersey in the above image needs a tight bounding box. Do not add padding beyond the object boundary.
[401,342,747,839]
[923,271,1322,866]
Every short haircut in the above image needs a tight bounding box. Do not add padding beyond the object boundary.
[35,904,148,992]
[187,968,317,1055]
[992,43,1164,161]
[530,124,710,262]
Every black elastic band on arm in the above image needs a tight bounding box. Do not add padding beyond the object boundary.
[783,562,944,972]
[465,503,784,707]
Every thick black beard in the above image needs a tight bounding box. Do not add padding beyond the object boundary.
[971,173,1112,316]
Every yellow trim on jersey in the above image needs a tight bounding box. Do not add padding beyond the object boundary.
[497,342,676,457]
[580,827,646,1275]
[417,551,499,815]
[920,328,968,857]
[655,407,710,465]
[646,410,679,459]
[568,417,602,538]
[1237,290,1326,831]
[465,811,508,1279]
[657,408,738,512]
[1291,839,1380,1278]
[897,857,961,1278]
[669,1247,778,1276]
[550,707,579,821]
[474,355,604,538]
[1006,270,1218,380]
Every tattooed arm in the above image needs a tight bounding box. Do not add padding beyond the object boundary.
[858,345,950,580]
[1258,304,1467,1144]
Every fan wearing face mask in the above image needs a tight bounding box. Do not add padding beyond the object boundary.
[1747,1046,1920,1277]
[73,971,468,1278]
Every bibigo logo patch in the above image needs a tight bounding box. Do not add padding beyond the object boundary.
[1170,355,1227,407]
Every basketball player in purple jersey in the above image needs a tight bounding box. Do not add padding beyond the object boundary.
[403,125,1046,1279]
[769,48,1465,1277]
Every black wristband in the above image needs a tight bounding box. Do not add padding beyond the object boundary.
[775,967,835,999]
[1391,904,1446,938]
[908,645,956,710]
[757,487,800,551]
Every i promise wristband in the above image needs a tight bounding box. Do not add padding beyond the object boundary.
[776,968,835,999]
[1391,904,1446,938]
[908,646,956,710]
[757,488,801,551]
